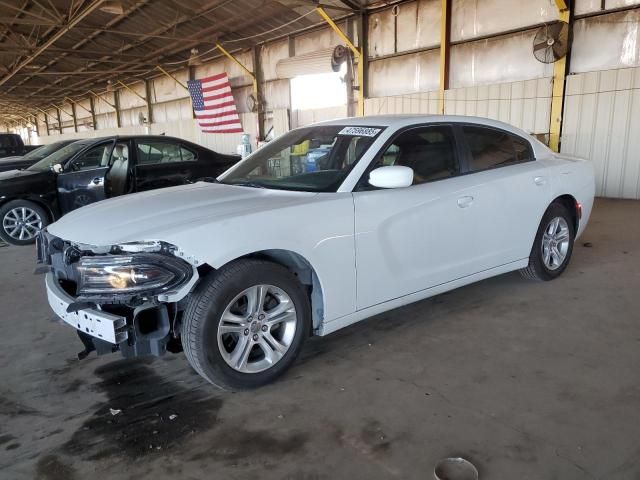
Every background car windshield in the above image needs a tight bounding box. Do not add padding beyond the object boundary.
[220,125,382,192]
[27,143,87,172]
[23,141,67,160]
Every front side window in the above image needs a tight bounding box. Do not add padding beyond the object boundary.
[462,126,533,172]
[27,142,87,172]
[136,141,193,165]
[69,143,113,171]
[220,125,382,192]
[374,125,460,185]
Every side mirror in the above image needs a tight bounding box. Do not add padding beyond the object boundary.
[51,163,63,174]
[368,166,414,189]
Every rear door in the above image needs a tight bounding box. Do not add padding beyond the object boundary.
[456,124,552,265]
[56,141,114,213]
[133,139,198,192]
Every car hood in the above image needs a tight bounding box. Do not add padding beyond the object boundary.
[0,168,51,191]
[48,182,319,246]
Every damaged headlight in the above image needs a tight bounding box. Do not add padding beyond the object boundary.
[75,253,192,296]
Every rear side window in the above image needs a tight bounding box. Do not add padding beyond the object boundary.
[462,126,532,172]
[136,141,196,165]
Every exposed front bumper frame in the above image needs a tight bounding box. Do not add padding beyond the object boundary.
[46,273,128,344]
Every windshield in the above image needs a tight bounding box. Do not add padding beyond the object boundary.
[27,142,87,172]
[23,141,68,160]
[219,125,383,192]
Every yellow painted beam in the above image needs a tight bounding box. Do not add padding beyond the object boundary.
[316,6,364,116]
[155,65,189,91]
[65,96,93,116]
[549,10,570,152]
[438,0,451,114]
[215,43,259,116]
[89,89,117,110]
[117,80,147,102]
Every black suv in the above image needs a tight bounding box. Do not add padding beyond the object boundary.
[0,135,239,245]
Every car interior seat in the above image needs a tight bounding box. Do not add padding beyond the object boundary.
[108,144,129,196]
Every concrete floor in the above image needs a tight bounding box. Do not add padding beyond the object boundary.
[0,198,639,480]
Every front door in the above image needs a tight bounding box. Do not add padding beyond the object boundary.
[57,141,113,214]
[133,139,197,192]
[353,124,477,309]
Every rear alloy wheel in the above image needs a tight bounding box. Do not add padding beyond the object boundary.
[520,202,575,281]
[0,200,49,246]
[181,259,310,390]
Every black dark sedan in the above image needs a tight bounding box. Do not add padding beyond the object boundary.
[0,135,240,245]
[0,140,78,173]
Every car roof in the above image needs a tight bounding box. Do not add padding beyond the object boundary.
[65,134,194,147]
[313,114,550,155]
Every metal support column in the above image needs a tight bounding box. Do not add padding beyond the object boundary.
[316,6,365,116]
[71,102,78,133]
[56,107,62,134]
[549,0,571,152]
[88,96,97,130]
[113,89,122,128]
[144,80,154,125]
[438,0,452,114]
[253,44,265,140]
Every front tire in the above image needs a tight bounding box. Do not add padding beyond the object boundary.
[181,259,311,390]
[0,200,49,246]
[520,202,575,281]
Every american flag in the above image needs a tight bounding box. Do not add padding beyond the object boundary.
[187,72,243,133]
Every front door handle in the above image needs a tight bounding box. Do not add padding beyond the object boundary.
[91,177,103,185]
[457,196,474,208]
[534,176,547,186]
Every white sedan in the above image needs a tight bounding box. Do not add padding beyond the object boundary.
[39,115,595,389]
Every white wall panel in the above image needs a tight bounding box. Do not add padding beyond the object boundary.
[451,0,558,42]
[444,77,552,134]
[365,91,440,115]
[291,106,347,128]
[369,49,440,97]
[450,30,554,88]
[571,10,640,73]
[368,9,396,57]
[262,79,290,110]
[295,26,345,56]
[575,0,601,15]
[261,39,289,81]
[561,67,640,199]
[118,82,147,109]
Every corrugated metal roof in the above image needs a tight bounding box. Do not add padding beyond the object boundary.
[0,0,364,120]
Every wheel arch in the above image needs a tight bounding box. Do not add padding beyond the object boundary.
[551,194,579,232]
[201,249,325,331]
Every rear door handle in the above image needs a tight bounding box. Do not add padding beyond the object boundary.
[457,196,474,208]
[91,177,103,185]
[534,176,547,186]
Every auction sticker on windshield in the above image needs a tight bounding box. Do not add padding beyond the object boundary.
[338,126,381,137]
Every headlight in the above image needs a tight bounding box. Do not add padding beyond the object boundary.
[75,253,192,296]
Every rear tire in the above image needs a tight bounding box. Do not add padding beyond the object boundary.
[0,200,49,246]
[520,202,575,281]
[181,259,311,390]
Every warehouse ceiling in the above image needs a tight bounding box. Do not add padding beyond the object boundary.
[0,0,373,123]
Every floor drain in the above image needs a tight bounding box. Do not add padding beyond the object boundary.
[434,457,478,480]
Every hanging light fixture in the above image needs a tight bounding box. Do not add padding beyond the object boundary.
[188,48,202,67]
[100,1,124,15]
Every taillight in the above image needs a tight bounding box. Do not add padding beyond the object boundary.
[576,201,583,220]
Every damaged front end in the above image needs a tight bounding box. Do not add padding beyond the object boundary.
[37,231,199,360]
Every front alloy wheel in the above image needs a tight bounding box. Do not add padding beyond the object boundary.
[218,284,297,373]
[181,259,310,390]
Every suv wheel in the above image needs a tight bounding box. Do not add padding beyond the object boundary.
[181,259,311,390]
